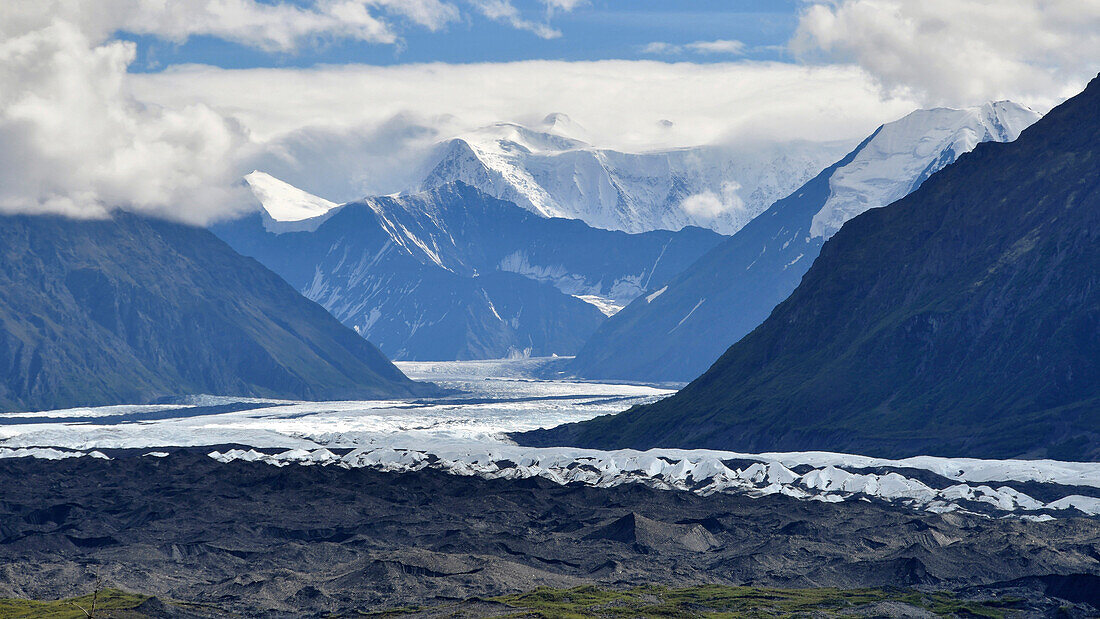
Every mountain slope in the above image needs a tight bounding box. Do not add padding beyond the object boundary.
[569,102,1040,383]
[518,78,1100,461]
[420,116,850,234]
[215,182,726,360]
[0,213,435,413]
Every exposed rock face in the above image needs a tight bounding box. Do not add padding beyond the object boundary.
[0,213,435,412]
[522,78,1100,460]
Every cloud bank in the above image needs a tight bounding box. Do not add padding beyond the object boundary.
[1,0,1097,223]
[131,60,920,202]
[792,0,1100,106]
[134,60,915,151]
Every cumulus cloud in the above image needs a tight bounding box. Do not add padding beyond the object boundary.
[0,0,475,223]
[0,1,465,52]
[680,182,746,219]
[0,21,251,223]
[791,0,1100,106]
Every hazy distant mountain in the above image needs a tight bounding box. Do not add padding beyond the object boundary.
[569,102,1040,383]
[216,182,725,360]
[0,213,435,413]
[519,81,1098,461]
[419,114,850,234]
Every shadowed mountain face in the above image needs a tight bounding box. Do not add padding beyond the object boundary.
[0,213,435,413]
[215,182,726,361]
[518,78,1100,461]
[568,102,1039,384]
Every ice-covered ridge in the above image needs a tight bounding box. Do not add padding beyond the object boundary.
[245,171,340,233]
[204,446,1100,518]
[422,121,851,234]
[810,101,1040,238]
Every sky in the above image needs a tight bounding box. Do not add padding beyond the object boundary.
[0,0,1098,223]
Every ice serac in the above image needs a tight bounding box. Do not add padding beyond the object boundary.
[214,183,726,361]
[0,213,437,413]
[568,101,1041,383]
[419,118,850,234]
[523,78,1100,460]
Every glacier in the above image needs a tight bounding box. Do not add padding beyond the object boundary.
[2,358,1096,520]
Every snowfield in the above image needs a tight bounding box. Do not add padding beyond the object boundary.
[1,358,1096,518]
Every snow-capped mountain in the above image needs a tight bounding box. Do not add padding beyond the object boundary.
[243,170,340,233]
[548,77,1100,461]
[810,102,1040,238]
[569,101,1041,383]
[419,114,851,234]
[215,182,726,361]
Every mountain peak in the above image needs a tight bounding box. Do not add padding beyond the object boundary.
[534,77,1100,460]
[244,171,339,233]
[808,100,1041,238]
[540,112,588,140]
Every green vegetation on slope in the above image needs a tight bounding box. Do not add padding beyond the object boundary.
[491,585,1019,618]
[0,589,150,619]
[359,584,1025,618]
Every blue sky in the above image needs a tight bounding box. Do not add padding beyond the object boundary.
[123,1,800,72]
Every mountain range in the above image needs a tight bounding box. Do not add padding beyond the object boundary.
[419,114,850,234]
[0,213,435,413]
[518,78,1100,461]
[568,102,1041,383]
[215,182,726,361]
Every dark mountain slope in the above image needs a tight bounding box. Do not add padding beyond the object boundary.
[215,183,726,360]
[568,103,1038,383]
[0,213,435,412]
[518,77,1100,461]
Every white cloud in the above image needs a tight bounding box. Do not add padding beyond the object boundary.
[127,60,919,206]
[244,114,458,202]
[541,0,587,11]
[641,41,680,55]
[680,182,746,219]
[0,1,466,52]
[0,1,921,224]
[469,0,562,39]
[0,21,251,223]
[0,0,469,224]
[132,60,917,152]
[685,39,746,55]
[643,39,747,56]
[791,0,1100,107]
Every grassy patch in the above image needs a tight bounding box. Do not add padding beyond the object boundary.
[486,584,1020,618]
[0,589,150,618]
